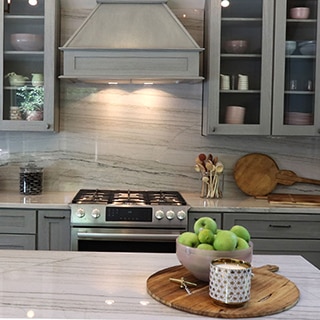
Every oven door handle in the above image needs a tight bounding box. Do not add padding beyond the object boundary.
[76,232,180,241]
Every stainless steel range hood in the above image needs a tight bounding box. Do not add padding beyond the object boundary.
[59,0,204,84]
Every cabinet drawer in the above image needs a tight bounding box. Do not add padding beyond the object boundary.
[250,238,320,269]
[0,234,36,250]
[0,209,36,233]
[223,213,320,239]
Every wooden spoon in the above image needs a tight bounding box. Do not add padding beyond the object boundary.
[233,153,320,196]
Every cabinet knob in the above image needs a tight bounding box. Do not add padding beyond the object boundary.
[212,127,216,132]
[46,123,51,129]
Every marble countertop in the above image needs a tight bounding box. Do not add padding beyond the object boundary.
[0,191,319,213]
[0,250,318,319]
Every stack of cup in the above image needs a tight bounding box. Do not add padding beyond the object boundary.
[238,74,249,90]
[225,106,246,124]
[220,74,230,90]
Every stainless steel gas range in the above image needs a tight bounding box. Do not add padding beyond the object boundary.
[70,189,189,253]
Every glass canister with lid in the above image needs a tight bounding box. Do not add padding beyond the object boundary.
[19,164,43,195]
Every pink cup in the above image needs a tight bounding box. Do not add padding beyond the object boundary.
[225,106,246,124]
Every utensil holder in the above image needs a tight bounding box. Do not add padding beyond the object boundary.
[200,172,224,199]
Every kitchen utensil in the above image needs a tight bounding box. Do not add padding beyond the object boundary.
[225,106,245,124]
[290,7,310,19]
[285,41,296,55]
[31,73,44,86]
[233,153,320,196]
[237,74,249,90]
[261,193,320,206]
[5,72,28,86]
[298,40,316,55]
[147,264,299,318]
[224,40,248,54]
[220,74,230,90]
[10,33,44,51]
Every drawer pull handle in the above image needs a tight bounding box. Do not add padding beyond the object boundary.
[269,224,291,228]
[43,216,66,220]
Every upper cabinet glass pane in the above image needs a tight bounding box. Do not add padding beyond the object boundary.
[219,0,264,126]
[283,0,317,127]
[3,0,45,122]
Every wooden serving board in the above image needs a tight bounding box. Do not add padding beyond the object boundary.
[267,193,320,206]
[147,264,299,318]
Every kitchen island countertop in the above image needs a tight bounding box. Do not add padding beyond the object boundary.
[0,250,318,319]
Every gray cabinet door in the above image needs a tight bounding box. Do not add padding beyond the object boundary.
[272,1,320,135]
[37,210,71,251]
[0,209,37,250]
[0,209,36,233]
[0,234,35,250]
[0,0,60,131]
[202,0,274,135]
[223,212,320,268]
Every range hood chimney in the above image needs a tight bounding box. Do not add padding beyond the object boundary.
[59,0,204,84]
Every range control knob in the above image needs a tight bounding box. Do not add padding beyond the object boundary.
[155,210,165,220]
[166,210,175,220]
[76,208,85,218]
[176,210,187,221]
[91,208,101,219]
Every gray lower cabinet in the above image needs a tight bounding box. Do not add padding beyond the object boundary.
[0,209,37,250]
[0,208,70,251]
[223,213,320,269]
[37,210,70,251]
[188,211,320,268]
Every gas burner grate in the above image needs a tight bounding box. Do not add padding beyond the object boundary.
[72,189,187,206]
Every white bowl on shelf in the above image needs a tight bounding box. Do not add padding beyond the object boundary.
[298,41,316,55]
[10,33,44,51]
[290,7,310,19]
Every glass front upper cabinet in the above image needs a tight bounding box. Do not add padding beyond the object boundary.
[0,0,59,131]
[202,0,274,135]
[273,0,320,135]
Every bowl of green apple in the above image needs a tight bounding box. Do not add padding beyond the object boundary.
[176,217,253,282]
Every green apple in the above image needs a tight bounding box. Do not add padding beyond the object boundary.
[194,217,217,235]
[236,237,250,250]
[197,243,214,250]
[213,230,238,251]
[198,229,215,244]
[230,225,251,242]
[178,232,199,248]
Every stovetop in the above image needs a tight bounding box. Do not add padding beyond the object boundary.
[71,189,187,206]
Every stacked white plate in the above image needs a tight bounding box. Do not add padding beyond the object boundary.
[284,112,313,125]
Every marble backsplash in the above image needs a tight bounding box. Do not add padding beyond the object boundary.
[1,0,320,198]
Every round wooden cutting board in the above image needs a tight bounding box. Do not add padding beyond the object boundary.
[147,264,299,318]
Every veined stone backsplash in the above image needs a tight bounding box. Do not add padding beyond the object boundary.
[1,0,320,198]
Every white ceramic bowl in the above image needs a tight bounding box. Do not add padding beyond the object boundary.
[224,40,248,54]
[290,7,310,19]
[299,41,316,55]
[10,33,44,51]
[176,238,253,282]
[285,41,296,55]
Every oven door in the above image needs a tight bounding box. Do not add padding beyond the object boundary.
[71,227,184,253]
